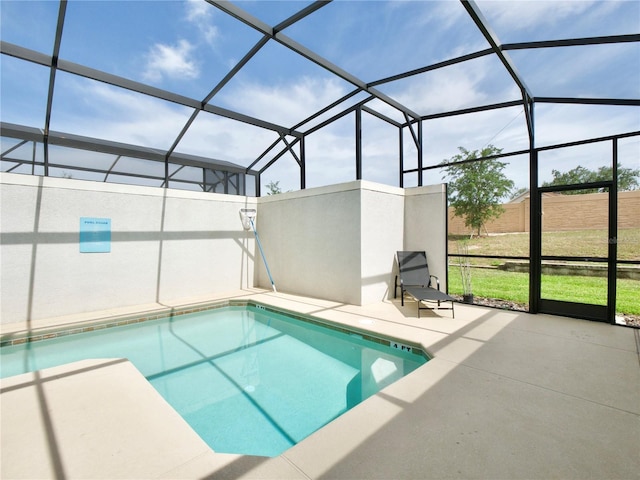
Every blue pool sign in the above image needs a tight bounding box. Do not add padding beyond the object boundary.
[79,217,111,253]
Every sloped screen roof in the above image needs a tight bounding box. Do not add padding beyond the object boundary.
[1,0,639,194]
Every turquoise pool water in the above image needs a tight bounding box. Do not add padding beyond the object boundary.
[0,305,427,457]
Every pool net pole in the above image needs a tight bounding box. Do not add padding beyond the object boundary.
[250,218,276,292]
[240,209,276,292]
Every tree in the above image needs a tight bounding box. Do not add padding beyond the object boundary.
[442,145,514,237]
[543,163,639,193]
[265,180,282,195]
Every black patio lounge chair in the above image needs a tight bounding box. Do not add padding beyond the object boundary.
[395,251,455,318]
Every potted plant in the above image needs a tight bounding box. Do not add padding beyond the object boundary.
[457,240,473,303]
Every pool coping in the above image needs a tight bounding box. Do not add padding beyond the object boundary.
[0,298,429,361]
[0,299,231,347]
[2,291,638,479]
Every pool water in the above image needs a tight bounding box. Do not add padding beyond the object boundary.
[0,305,427,457]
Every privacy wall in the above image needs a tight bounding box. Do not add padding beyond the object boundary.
[0,174,448,325]
[0,173,256,325]
[256,181,448,305]
[449,191,640,234]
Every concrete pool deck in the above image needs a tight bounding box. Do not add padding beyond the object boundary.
[1,289,639,479]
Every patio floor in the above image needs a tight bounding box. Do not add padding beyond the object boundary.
[1,289,639,479]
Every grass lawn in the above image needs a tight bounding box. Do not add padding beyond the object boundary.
[448,266,640,316]
[447,228,639,316]
[448,228,640,261]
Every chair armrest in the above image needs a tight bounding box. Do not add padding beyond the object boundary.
[430,274,441,291]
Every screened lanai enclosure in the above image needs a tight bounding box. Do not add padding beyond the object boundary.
[1,0,639,325]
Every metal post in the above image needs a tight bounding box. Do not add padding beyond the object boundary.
[300,135,306,190]
[399,127,404,188]
[43,0,68,177]
[355,107,362,180]
[164,157,169,188]
[607,139,618,323]
[417,119,423,186]
[528,103,540,314]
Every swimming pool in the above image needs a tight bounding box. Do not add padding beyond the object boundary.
[0,303,427,457]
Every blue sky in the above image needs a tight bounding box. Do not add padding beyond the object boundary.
[1,0,639,193]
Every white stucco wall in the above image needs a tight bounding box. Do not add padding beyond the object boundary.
[1,174,448,325]
[0,173,256,324]
[360,183,405,304]
[255,182,363,304]
[404,183,449,289]
[254,181,448,305]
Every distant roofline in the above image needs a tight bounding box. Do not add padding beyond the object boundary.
[1,122,257,176]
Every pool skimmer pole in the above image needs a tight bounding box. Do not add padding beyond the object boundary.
[240,209,276,292]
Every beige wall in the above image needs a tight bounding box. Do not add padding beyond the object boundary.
[449,190,640,234]
[1,174,449,325]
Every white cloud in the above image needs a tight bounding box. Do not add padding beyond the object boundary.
[399,72,487,114]
[52,80,193,150]
[143,39,200,83]
[213,62,535,189]
[222,76,349,127]
[304,128,359,189]
[49,51,638,195]
[390,56,520,115]
[511,42,640,99]
[185,0,210,24]
[139,1,220,85]
[407,0,468,31]
[177,114,278,163]
[477,0,597,32]
[185,0,219,45]
[535,103,640,147]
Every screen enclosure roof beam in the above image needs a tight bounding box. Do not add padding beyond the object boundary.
[208,0,421,121]
[0,41,301,138]
[461,0,533,100]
